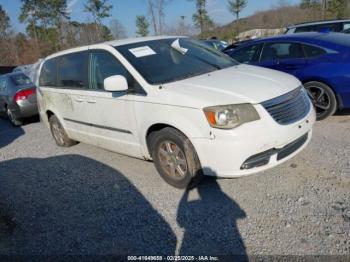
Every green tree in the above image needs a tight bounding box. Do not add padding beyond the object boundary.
[0,4,10,38]
[135,15,150,37]
[300,0,321,9]
[84,0,112,40]
[190,0,214,33]
[328,0,350,18]
[228,0,247,21]
[84,0,112,25]
[19,0,69,50]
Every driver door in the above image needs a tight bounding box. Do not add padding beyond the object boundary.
[83,49,142,158]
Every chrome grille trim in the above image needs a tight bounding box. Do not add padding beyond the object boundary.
[261,87,311,125]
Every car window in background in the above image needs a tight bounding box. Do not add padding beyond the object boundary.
[116,38,237,85]
[58,52,88,89]
[10,74,32,86]
[343,22,350,31]
[303,44,327,58]
[90,50,133,90]
[295,25,315,33]
[230,44,263,63]
[261,42,304,61]
[39,59,57,87]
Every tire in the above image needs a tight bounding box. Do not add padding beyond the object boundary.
[149,127,203,189]
[304,81,337,121]
[49,115,77,147]
[6,107,22,127]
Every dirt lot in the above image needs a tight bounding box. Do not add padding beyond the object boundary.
[0,114,349,257]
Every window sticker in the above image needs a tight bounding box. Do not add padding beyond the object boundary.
[129,46,156,58]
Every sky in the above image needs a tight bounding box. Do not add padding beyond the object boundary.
[0,0,301,37]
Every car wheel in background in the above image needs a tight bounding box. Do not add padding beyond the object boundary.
[149,127,203,189]
[304,81,337,121]
[6,107,22,127]
[49,115,77,147]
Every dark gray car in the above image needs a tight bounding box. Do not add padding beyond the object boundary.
[0,72,37,126]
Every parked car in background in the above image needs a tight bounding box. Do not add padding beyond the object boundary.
[202,39,228,51]
[226,32,350,120]
[285,19,350,34]
[0,72,37,126]
[37,36,315,188]
[342,28,350,34]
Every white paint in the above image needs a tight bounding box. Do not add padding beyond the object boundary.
[38,36,316,180]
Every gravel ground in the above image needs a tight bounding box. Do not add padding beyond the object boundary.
[0,113,349,257]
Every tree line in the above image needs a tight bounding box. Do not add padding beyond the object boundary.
[0,0,349,66]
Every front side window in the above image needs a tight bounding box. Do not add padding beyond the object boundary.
[303,44,326,58]
[230,44,262,63]
[261,42,304,61]
[89,50,132,90]
[10,74,32,86]
[39,59,57,87]
[58,52,88,88]
[115,38,237,85]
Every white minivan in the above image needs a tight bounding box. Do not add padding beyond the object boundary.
[37,36,316,188]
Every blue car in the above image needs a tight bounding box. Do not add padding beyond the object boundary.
[226,32,350,120]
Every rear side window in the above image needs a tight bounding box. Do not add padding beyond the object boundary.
[58,52,88,89]
[39,59,57,87]
[261,42,304,61]
[295,25,315,33]
[303,44,326,58]
[89,50,133,90]
[10,74,32,86]
[230,44,262,63]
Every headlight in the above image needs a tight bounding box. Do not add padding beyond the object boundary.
[203,104,260,129]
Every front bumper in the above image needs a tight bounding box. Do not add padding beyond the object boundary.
[191,103,316,178]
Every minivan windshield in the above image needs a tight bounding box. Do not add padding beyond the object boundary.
[115,38,238,85]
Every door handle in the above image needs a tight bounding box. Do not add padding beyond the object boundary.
[87,99,96,104]
[75,98,84,102]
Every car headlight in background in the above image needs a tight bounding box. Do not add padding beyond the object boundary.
[203,104,260,129]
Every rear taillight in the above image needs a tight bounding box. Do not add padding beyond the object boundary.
[14,88,36,102]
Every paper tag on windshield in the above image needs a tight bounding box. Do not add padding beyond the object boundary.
[129,46,156,58]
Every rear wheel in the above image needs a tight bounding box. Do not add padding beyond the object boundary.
[6,107,22,127]
[49,115,77,147]
[304,81,337,121]
[149,127,203,189]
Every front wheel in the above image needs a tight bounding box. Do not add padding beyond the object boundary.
[149,127,203,189]
[304,81,337,121]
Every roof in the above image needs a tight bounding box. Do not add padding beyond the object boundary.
[287,19,350,29]
[45,35,186,60]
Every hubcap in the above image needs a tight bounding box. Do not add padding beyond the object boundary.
[306,86,331,116]
[52,122,65,145]
[158,141,188,179]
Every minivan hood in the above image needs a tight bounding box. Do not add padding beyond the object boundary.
[161,64,301,108]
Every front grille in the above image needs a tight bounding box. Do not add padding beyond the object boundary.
[262,87,311,125]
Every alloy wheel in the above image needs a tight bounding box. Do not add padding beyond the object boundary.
[158,140,188,180]
[306,86,331,115]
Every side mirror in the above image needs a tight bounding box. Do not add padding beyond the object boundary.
[104,75,128,92]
